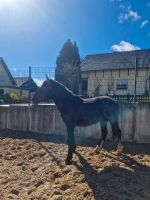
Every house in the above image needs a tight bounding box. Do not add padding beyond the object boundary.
[0,57,17,99]
[14,77,38,92]
[80,49,150,97]
[0,57,38,101]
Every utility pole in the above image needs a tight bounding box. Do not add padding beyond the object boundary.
[134,58,137,103]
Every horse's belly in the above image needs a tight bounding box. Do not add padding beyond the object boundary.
[76,120,99,127]
[75,112,100,127]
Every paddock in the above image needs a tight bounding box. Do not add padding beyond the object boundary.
[0,103,150,199]
[0,130,150,200]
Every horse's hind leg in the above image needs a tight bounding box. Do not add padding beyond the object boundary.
[94,120,108,153]
[65,125,76,165]
[110,121,124,154]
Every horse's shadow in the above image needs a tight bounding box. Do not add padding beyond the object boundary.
[73,151,150,200]
[37,141,64,169]
[1,129,150,155]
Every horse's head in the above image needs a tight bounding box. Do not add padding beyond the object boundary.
[32,76,54,105]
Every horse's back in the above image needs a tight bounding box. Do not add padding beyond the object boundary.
[83,96,118,109]
[83,96,120,122]
[96,96,119,112]
[98,96,120,122]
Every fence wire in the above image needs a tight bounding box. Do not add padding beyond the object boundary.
[0,67,55,104]
[1,63,150,104]
[80,75,150,102]
[31,67,55,86]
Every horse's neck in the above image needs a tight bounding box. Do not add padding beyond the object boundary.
[52,88,73,111]
[52,87,81,113]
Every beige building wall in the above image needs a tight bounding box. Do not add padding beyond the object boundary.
[136,68,150,95]
[82,68,149,96]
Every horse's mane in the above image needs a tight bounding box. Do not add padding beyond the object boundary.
[50,79,83,103]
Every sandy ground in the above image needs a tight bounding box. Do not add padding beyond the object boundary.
[0,130,150,200]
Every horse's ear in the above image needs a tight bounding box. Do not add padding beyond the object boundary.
[46,74,49,81]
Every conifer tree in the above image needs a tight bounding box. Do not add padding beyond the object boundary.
[55,40,81,94]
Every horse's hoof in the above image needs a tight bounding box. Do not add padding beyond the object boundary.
[94,145,102,153]
[65,159,73,165]
[117,145,124,155]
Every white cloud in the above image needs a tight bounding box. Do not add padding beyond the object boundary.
[118,13,128,23]
[140,20,149,28]
[118,9,141,23]
[128,10,141,21]
[118,4,141,24]
[111,41,140,52]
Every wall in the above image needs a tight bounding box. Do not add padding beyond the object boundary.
[82,68,150,97]
[0,103,150,143]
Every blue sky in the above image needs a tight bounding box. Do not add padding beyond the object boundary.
[0,0,150,78]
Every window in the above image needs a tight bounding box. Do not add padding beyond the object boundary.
[81,78,88,93]
[116,79,128,90]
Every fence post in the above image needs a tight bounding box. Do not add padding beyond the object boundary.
[29,66,31,106]
[134,58,137,103]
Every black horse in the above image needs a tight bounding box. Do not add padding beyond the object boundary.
[32,77,123,164]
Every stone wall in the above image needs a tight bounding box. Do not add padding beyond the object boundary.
[0,103,150,143]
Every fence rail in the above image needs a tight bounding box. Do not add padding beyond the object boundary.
[113,95,150,103]
[80,94,150,103]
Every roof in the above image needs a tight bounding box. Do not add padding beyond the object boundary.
[0,57,16,85]
[14,77,29,86]
[14,77,38,92]
[81,49,150,72]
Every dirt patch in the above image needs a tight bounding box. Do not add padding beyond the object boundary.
[0,130,150,200]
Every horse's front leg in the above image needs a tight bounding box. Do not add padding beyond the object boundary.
[65,125,76,165]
